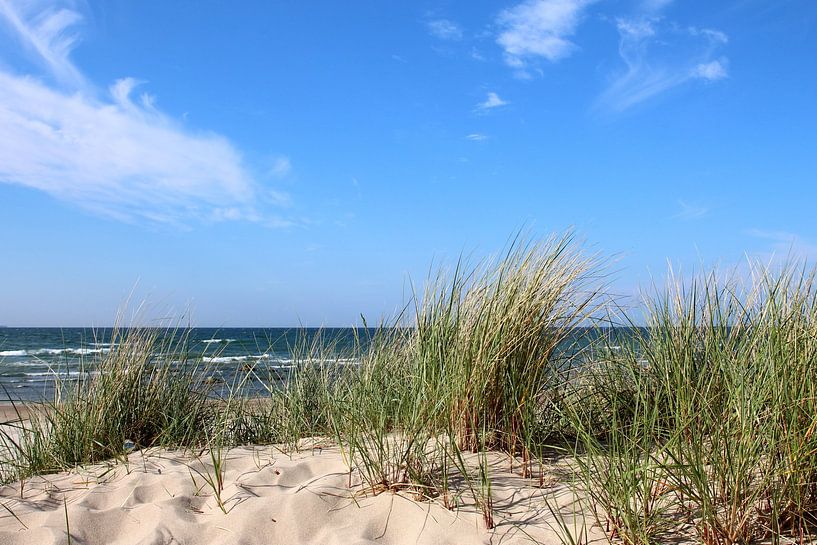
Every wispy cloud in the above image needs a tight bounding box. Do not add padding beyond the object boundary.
[427,19,463,41]
[673,200,709,220]
[496,0,595,73]
[476,92,509,111]
[269,155,292,179]
[0,0,85,87]
[470,48,487,62]
[0,0,288,227]
[466,133,489,141]
[746,229,817,261]
[640,0,674,13]
[595,15,729,113]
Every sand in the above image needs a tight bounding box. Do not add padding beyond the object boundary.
[0,444,603,545]
[0,403,34,423]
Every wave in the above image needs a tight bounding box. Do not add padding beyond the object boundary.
[23,370,96,383]
[201,339,237,344]
[1,347,112,357]
[204,355,252,364]
[34,348,110,356]
[202,354,360,366]
[24,371,88,377]
[269,357,360,365]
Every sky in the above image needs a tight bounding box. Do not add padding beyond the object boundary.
[0,0,815,326]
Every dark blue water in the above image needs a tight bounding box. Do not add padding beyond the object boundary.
[0,328,368,401]
[0,327,634,402]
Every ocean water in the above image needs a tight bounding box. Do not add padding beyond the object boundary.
[0,327,368,402]
[0,327,632,402]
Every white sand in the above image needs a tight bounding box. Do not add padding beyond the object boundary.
[0,445,603,545]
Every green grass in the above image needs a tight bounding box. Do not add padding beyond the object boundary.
[2,233,817,543]
[322,233,604,521]
[561,263,817,544]
[0,325,215,481]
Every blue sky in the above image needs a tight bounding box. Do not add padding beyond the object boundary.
[0,0,815,326]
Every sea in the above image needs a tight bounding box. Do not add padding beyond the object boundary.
[0,327,368,402]
[0,327,629,402]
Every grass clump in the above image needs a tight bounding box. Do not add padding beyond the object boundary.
[563,262,817,544]
[329,232,606,526]
[5,232,817,545]
[414,233,604,455]
[0,326,213,481]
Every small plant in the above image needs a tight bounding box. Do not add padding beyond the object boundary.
[64,497,73,545]
[0,324,214,483]
[188,443,228,513]
[0,500,27,530]
[542,489,589,545]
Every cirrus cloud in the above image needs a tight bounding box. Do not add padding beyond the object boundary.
[0,0,290,227]
[427,19,463,41]
[594,17,729,113]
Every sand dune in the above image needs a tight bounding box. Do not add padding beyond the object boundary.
[0,445,602,545]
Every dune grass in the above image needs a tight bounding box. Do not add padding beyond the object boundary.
[324,232,605,528]
[561,263,817,544]
[2,234,817,543]
[0,326,214,482]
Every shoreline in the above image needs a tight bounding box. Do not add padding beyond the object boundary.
[0,402,34,423]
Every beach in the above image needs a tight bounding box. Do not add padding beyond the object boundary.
[1,239,816,544]
[0,403,32,423]
[0,444,601,545]
[0,0,811,541]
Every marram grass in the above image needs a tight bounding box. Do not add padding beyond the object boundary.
[2,234,817,542]
[563,262,817,545]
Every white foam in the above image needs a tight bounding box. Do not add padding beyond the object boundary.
[24,371,85,377]
[268,357,360,366]
[0,350,27,357]
[202,339,236,344]
[31,349,64,355]
[31,348,110,356]
[203,355,251,364]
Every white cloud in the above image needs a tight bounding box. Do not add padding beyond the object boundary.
[269,155,292,179]
[746,229,817,261]
[673,200,708,220]
[466,133,488,141]
[477,92,509,110]
[427,19,463,41]
[0,1,289,227]
[693,59,728,81]
[496,0,594,69]
[640,0,674,13]
[0,73,261,224]
[688,27,728,44]
[594,17,729,113]
[0,0,84,87]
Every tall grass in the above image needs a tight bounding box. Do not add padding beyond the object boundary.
[413,233,604,455]
[0,232,607,529]
[329,232,605,527]
[0,326,213,481]
[4,234,817,544]
[224,331,344,449]
[564,262,817,544]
